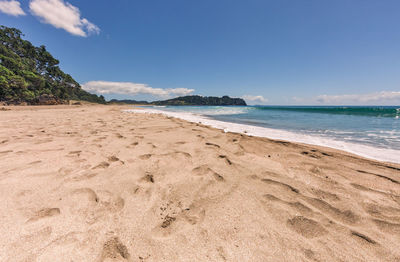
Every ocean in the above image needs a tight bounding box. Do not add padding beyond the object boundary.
[126,106,400,164]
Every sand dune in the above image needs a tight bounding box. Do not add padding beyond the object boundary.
[0,105,399,261]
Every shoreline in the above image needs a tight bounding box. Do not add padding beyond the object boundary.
[1,104,400,261]
[125,107,400,164]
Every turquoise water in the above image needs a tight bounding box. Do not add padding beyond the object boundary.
[151,105,400,151]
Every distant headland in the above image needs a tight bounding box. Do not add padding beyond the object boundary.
[108,95,247,106]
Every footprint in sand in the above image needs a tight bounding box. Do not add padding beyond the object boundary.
[0,150,13,155]
[192,165,225,182]
[286,216,327,238]
[362,202,400,221]
[66,188,125,225]
[373,219,400,235]
[16,226,53,249]
[139,154,152,160]
[58,167,74,176]
[263,194,314,217]
[303,197,359,225]
[356,169,400,185]
[115,133,125,139]
[99,237,130,261]
[69,150,82,155]
[151,199,205,239]
[301,151,321,159]
[161,216,176,228]
[27,208,60,222]
[141,173,155,183]
[34,138,54,144]
[92,161,110,169]
[73,188,99,203]
[128,184,153,200]
[161,151,192,159]
[350,183,392,198]
[261,178,299,194]
[108,155,120,162]
[309,188,340,201]
[67,172,98,182]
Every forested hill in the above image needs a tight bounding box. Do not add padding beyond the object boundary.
[0,26,105,105]
[108,96,247,106]
[152,95,247,106]
[108,99,149,105]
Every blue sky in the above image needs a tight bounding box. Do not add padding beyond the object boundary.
[1,0,400,105]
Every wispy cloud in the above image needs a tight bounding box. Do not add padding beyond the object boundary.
[316,91,400,105]
[29,0,99,37]
[293,91,400,105]
[242,95,268,104]
[0,0,25,16]
[82,81,195,98]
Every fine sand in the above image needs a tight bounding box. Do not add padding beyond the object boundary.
[0,105,400,262]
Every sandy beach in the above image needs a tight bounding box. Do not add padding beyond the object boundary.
[1,104,400,262]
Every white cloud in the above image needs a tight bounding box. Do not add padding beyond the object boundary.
[0,0,25,16]
[29,0,99,37]
[291,96,305,103]
[291,91,400,105]
[242,95,268,104]
[316,91,400,105]
[82,81,195,98]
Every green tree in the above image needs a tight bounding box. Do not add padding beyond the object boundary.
[0,25,105,104]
